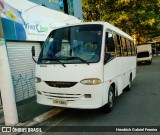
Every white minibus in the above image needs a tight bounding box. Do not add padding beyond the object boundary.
[32,22,136,112]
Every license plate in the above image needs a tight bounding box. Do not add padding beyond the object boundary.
[53,99,67,105]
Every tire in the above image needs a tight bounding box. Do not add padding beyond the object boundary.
[148,59,152,65]
[101,86,114,113]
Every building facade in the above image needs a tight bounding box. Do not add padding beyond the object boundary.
[29,0,82,19]
[0,0,81,103]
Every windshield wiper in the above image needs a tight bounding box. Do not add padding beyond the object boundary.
[64,57,89,65]
[39,57,66,67]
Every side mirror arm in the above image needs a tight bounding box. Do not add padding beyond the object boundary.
[104,52,111,65]
[31,46,37,63]
[32,56,37,63]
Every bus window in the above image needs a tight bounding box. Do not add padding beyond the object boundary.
[114,34,121,56]
[104,32,116,62]
[107,33,115,53]
[131,41,136,55]
[126,39,132,56]
[121,37,128,56]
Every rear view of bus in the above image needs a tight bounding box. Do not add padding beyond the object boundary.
[32,22,136,112]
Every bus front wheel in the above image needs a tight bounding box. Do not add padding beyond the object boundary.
[101,86,114,113]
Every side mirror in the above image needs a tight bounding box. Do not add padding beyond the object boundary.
[31,46,36,63]
[32,46,35,57]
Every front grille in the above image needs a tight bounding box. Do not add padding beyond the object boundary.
[42,91,82,102]
[45,81,77,88]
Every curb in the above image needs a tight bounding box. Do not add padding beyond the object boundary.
[16,107,65,126]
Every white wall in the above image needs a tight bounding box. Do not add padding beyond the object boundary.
[3,0,81,41]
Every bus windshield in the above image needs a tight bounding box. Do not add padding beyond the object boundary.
[137,51,149,58]
[38,24,103,64]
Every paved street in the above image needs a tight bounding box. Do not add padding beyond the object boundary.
[25,56,160,135]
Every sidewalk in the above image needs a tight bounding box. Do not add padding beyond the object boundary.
[0,96,54,126]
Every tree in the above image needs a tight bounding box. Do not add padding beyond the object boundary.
[82,0,160,44]
[82,0,109,21]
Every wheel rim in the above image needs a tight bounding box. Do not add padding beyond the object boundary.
[109,91,113,108]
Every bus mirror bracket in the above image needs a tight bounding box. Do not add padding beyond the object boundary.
[31,46,37,63]
[104,52,111,65]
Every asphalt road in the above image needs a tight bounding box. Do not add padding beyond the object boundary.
[26,56,160,135]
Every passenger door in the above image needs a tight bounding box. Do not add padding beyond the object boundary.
[103,31,117,83]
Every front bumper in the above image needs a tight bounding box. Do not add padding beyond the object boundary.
[36,81,103,109]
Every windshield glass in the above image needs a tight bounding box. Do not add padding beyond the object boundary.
[38,24,103,64]
[137,51,149,58]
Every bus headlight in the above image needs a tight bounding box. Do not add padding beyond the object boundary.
[80,78,101,85]
[35,77,41,83]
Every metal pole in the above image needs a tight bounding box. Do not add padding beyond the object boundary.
[0,16,18,125]
[0,17,4,38]
[63,0,69,14]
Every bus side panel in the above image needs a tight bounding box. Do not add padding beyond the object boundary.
[116,75,123,96]
[117,57,136,89]
[102,82,110,106]
[132,68,136,81]
[103,58,117,81]
[103,58,117,105]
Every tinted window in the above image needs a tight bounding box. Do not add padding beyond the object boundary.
[114,34,122,56]
[121,37,127,56]
[105,33,115,53]
[126,39,132,56]
[137,51,149,58]
[38,24,103,64]
[104,32,116,62]
[131,41,136,55]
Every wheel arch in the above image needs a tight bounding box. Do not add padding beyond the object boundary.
[130,72,133,81]
[110,82,116,97]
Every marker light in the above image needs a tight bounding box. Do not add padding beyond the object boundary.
[80,78,101,85]
[37,91,42,95]
[35,77,41,83]
[84,94,91,98]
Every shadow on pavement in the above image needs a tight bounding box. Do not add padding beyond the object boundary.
[16,96,53,123]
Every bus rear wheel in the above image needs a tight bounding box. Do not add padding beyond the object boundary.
[126,74,132,91]
[101,86,114,113]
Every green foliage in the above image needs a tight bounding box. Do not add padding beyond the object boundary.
[82,0,160,43]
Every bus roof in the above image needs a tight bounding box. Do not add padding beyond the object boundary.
[95,21,133,41]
